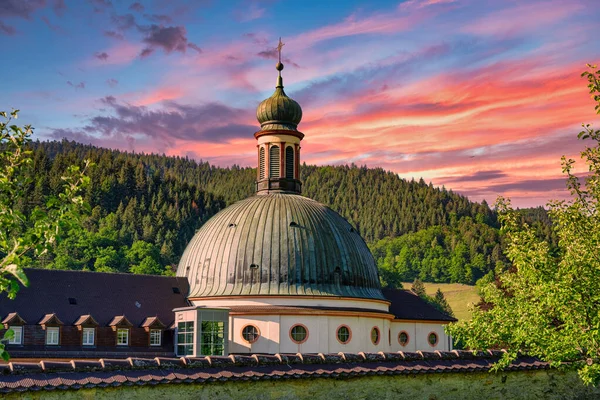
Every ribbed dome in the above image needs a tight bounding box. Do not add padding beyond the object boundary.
[256,87,303,131]
[177,193,383,300]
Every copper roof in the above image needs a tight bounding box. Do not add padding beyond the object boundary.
[177,193,384,300]
[0,351,550,394]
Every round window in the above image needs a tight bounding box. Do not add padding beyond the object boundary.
[336,325,351,344]
[428,332,438,347]
[371,327,380,345]
[241,325,259,343]
[290,324,308,344]
[398,331,409,346]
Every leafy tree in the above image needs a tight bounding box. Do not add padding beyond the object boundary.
[0,110,90,360]
[447,64,600,385]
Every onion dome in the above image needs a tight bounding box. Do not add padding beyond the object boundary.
[177,193,384,300]
[256,62,303,132]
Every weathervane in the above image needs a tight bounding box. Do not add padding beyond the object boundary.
[276,37,285,63]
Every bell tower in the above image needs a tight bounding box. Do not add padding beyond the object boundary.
[255,38,303,194]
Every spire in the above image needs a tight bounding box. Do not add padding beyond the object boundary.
[254,38,304,195]
[275,37,285,88]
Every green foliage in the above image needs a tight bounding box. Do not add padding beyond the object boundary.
[370,218,505,285]
[0,110,90,361]
[24,140,512,277]
[447,64,600,386]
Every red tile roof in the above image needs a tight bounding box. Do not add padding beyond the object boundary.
[0,351,549,394]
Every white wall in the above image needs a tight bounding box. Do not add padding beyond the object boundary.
[228,314,451,354]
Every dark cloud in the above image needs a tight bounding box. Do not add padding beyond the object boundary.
[0,0,46,35]
[52,97,254,149]
[1,0,46,18]
[66,81,85,89]
[111,13,137,30]
[143,14,173,24]
[94,51,109,61]
[89,0,112,13]
[484,178,568,193]
[106,78,118,87]
[104,30,124,40]
[257,47,300,68]
[187,42,202,54]
[41,15,65,33]
[140,47,154,58]
[129,2,144,12]
[442,170,508,183]
[0,21,16,35]
[52,0,66,16]
[140,25,199,57]
[243,32,268,46]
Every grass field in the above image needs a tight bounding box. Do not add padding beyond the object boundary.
[401,282,480,321]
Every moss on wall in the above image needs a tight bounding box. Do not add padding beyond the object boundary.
[9,369,600,400]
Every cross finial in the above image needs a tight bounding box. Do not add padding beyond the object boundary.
[276,37,285,63]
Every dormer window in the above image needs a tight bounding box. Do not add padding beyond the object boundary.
[46,327,60,345]
[8,326,22,345]
[82,327,95,346]
[117,329,129,346]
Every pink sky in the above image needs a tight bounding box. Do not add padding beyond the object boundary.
[1,0,599,207]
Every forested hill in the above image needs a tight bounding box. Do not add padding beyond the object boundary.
[21,140,545,285]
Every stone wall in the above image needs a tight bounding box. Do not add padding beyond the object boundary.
[5,369,599,400]
[2,351,599,400]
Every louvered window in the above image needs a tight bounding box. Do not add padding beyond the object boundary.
[259,147,265,179]
[269,145,280,178]
[285,146,294,178]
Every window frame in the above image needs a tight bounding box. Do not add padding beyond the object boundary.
[46,326,60,346]
[116,328,129,346]
[428,331,439,347]
[269,145,280,178]
[398,331,409,347]
[336,325,351,344]
[370,326,380,345]
[82,327,95,346]
[176,321,194,356]
[149,329,162,347]
[289,324,309,344]
[285,146,294,178]
[8,326,22,345]
[241,325,260,344]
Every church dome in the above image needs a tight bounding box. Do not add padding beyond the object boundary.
[256,63,302,131]
[177,193,384,300]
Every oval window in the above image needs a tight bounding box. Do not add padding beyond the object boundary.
[241,325,259,343]
[336,325,351,344]
[428,332,438,347]
[290,324,308,344]
[371,326,380,345]
[398,331,409,346]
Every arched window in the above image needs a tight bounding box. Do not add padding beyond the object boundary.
[241,325,260,343]
[269,145,280,178]
[285,146,294,178]
[259,147,265,180]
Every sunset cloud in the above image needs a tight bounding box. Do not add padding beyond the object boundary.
[3,0,599,207]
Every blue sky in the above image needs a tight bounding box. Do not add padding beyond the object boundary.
[1,0,600,207]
